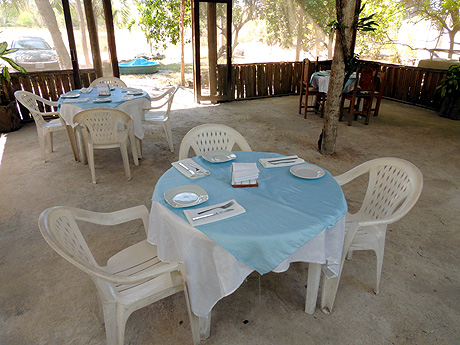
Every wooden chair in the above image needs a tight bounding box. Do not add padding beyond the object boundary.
[339,65,378,125]
[298,58,326,118]
[370,71,387,117]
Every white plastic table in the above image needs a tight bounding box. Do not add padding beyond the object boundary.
[58,87,150,163]
[147,151,347,339]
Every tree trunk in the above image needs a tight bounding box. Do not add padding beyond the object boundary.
[34,0,71,69]
[296,9,304,61]
[327,33,334,59]
[180,0,185,86]
[321,0,357,155]
[75,0,91,68]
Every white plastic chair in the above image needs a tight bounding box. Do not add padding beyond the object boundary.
[178,124,252,160]
[74,109,139,183]
[90,76,127,88]
[142,85,180,152]
[14,90,77,162]
[320,158,423,312]
[38,205,200,345]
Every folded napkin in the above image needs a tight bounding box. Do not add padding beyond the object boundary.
[183,199,246,226]
[97,84,111,96]
[172,158,210,179]
[93,97,111,103]
[121,94,134,101]
[317,70,331,76]
[63,98,90,103]
[80,87,93,93]
[259,155,305,168]
[231,162,259,184]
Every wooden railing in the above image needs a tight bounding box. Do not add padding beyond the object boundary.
[1,69,97,121]
[216,60,447,110]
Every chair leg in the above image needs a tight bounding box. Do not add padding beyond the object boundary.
[163,120,174,152]
[48,132,54,153]
[120,141,131,181]
[374,97,382,117]
[374,234,386,295]
[38,131,47,162]
[303,92,309,119]
[102,302,119,345]
[347,96,356,126]
[87,144,97,184]
[298,85,305,114]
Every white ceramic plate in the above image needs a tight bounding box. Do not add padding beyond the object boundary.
[202,150,236,163]
[62,92,80,98]
[93,97,112,103]
[290,164,325,179]
[164,185,208,208]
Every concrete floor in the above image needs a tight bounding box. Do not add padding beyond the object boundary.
[1,89,459,345]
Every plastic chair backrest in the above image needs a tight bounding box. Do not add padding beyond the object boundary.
[147,85,180,116]
[14,90,50,128]
[38,206,119,300]
[74,108,130,145]
[179,124,251,160]
[337,157,423,225]
[89,76,127,88]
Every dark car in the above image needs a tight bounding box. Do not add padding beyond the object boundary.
[10,36,60,72]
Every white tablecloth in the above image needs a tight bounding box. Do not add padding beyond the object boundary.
[58,88,151,140]
[147,152,347,317]
[310,71,356,94]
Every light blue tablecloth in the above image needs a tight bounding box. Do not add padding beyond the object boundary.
[152,151,347,275]
[57,87,150,109]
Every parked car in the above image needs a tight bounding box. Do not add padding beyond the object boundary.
[10,36,60,72]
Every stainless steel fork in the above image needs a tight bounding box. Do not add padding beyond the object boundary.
[197,200,235,215]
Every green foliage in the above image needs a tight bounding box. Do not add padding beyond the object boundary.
[132,0,191,51]
[0,42,27,83]
[354,0,406,61]
[436,65,460,98]
[17,12,36,27]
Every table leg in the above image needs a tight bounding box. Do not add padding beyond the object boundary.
[75,126,88,164]
[199,314,211,340]
[305,263,321,314]
[65,125,79,161]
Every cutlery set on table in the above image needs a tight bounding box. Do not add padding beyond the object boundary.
[165,151,326,226]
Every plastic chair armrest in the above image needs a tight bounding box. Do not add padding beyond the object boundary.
[72,205,149,230]
[93,260,181,285]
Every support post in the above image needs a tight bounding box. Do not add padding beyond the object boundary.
[102,0,120,77]
[84,0,103,77]
[62,0,81,88]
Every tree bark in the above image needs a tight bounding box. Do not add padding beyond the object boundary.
[75,0,91,68]
[296,9,304,61]
[34,0,71,69]
[321,0,357,155]
[180,0,185,86]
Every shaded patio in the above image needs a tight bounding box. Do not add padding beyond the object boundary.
[0,93,459,344]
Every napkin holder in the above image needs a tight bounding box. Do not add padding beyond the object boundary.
[97,84,111,96]
[231,163,259,188]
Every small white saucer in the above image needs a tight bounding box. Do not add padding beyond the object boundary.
[290,164,325,179]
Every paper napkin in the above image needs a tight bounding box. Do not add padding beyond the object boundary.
[63,98,90,103]
[172,158,210,179]
[80,87,93,93]
[183,199,246,226]
[259,155,305,168]
[231,163,259,184]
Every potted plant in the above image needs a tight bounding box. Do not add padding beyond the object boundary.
[0,41,27,132]
[437,65,460,120]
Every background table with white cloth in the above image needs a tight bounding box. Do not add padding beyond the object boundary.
[58,88,151,162]
[147,151,347,335]
[310,70,356,93]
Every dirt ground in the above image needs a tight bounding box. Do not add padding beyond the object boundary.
[0,87,459,345]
